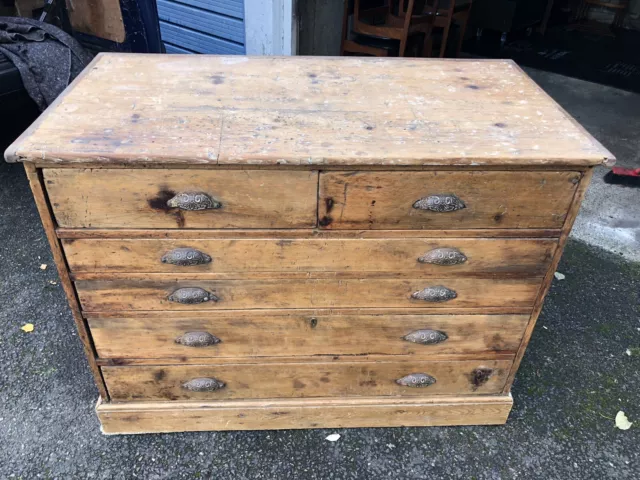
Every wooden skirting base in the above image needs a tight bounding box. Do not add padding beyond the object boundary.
[97,395,513,435]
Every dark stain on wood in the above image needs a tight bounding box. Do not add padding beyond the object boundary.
[131,113,141,123]
[153,369,166,381]
[325,197,334,214]
[148,189,176,211]
[470,367,493,390]
[494,122,507,128]
[320,376,330,383]
[319,216,333,227]
[148,188,185,227]
[210,75,225,84]
[293,379,306,389]
[466,85,481,90]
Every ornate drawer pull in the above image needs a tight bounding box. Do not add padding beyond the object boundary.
[403,330,448,345]
[396,373,436,388]
[413,194,465,212]
[411,286,457,302]
[161,248,212,266]
[182,377,226,392]
[418,247,467,266]
[168,287,218,304]
[167,192,221,211]
[175,331,221,347]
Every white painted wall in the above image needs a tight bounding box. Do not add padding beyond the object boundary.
[244,0,297,55]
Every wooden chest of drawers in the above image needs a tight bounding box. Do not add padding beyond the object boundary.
[6,54,613,434]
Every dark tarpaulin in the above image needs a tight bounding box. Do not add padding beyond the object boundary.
[0,16,93,111]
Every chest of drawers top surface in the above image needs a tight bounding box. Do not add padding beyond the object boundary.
[6,54,612,167]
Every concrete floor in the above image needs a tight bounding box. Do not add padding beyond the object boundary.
[525,68,640,262]
[0,69,638,479]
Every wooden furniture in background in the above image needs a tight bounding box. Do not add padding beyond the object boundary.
[575,0,630,29]
[430,0,473,57]
[341,0,439,56]
[64,0,126,42]
[6,54,614,434]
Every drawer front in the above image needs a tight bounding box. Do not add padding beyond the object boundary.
[88,313,529,358]
[102,360,512,401]
[64,238,556,275]
[44,169,318,228]
[319,171,580,229]
[76,278,541,311]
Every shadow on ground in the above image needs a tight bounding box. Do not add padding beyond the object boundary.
[0,160,638,479]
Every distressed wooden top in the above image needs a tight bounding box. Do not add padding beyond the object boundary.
[6,53,614,167]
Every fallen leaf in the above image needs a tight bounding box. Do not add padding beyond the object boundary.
[325,433,341,442]
[625,349,631,356]
[21,323,34,333]
[615,411,632,430]
[554,272,565,280]
[40,264,48,270]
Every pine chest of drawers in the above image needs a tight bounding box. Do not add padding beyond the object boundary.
[6,54,614,434]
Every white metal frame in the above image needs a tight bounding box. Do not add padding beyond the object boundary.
[244,0,297,55]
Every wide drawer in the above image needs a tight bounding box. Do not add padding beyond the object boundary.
[88,313,529,358]
[76,277,542,311]
[43,169,318,228]
[102,359,512,401]
[64,238,556,275]
[319,171,580,229]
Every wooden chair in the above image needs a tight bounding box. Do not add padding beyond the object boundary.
[431,0,473,58]
[575,0,630,30]
[341,0,439,57]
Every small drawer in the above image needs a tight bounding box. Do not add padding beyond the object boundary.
[319,171,580,230]
[75,277,542,311]
[63,238,557,275]
[43,168,318,229]
[88,313,529,359]
[102,359,513,401]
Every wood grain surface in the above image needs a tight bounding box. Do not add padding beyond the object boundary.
[23,164,110,399]
[96,395,514,433]
[75,277,542,311]
[102,359,512,401]
[319,171,580,229]
[63,237,556,275]
[43,168,318,228]
[6,55,613,167]
[88,313,529,358]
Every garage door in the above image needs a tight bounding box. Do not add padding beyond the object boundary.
[157,0,245,54]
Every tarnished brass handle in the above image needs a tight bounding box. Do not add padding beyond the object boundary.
[418,248,467,266]
[161,248,212,266]
[182,377,225,392]
[396,373,436,388]
[167,192,221,211]
[411,286,457,302]
[175,331,221,347]
[403,330,448,345]
[413,194,465,212]
[168,287,218,304]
